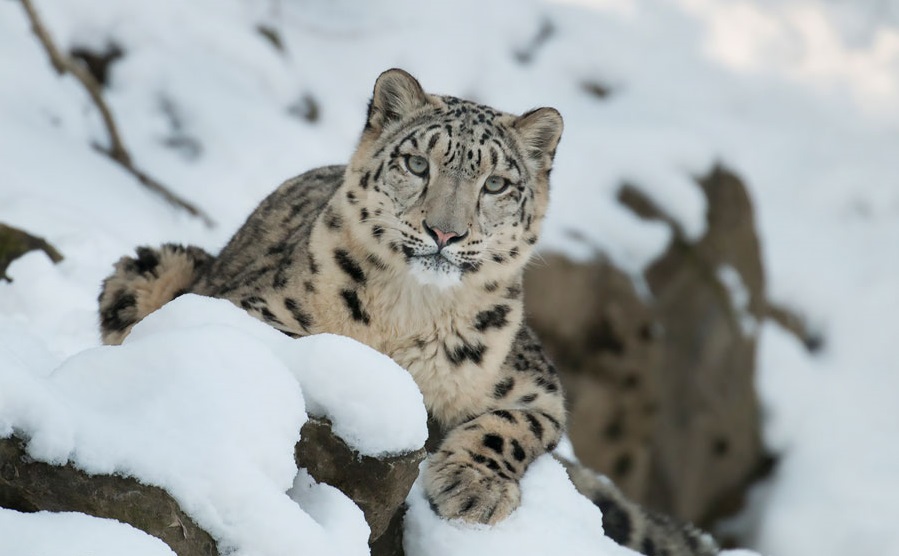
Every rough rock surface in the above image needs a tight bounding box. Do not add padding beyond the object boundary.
[295,418,426,544]
[525,165,769,527]
[641,166,768,524]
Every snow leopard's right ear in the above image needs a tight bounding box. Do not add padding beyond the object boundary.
[366,69,431,134]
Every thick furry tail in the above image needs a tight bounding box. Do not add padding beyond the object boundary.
[98,243,214,345]
[558,456,720,556]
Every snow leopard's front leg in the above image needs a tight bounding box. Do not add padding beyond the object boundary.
[423,325,565,524]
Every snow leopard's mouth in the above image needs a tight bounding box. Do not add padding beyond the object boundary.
[411,252,459,272]
[407,253,464,288]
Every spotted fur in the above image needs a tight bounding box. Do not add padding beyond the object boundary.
[98,69,717,555]
[560,457,718,556]
[98,243,213,345]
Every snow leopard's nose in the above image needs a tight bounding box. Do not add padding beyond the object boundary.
[423,221,468,250]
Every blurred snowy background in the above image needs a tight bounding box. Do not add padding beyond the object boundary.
[1,0,898,554]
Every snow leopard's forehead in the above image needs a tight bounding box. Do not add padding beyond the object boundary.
[437,95,505,126]
[377,95,530,184]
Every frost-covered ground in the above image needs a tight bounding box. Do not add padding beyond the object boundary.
[0,0,897,554]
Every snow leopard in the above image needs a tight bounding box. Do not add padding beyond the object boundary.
[98,69,718,556]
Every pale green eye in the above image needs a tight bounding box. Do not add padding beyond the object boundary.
[405,155,429,176]
[484,175,509,194]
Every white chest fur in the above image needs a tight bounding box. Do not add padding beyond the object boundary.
[309,263,521,426]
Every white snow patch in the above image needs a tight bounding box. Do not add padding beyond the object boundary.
[554,434,580,463]
[0,510,175,556]
[286,332,429,456]
[750,321,899,555]
[717,265,758,337]
[288,469,371,554]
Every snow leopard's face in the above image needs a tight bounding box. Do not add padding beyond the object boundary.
[345,69,562,288]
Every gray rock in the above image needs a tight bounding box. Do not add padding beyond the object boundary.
[296,417,425,544]
[640,165,768,524]
[525,165,771,528]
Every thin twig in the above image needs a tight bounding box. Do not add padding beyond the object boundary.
[18,0,215,227]
[765,301,824,353]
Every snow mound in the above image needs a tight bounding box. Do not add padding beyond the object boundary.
[129,294,429,456]
[0,510,175,556]
[404,456,638,556]
[287,332,429,456]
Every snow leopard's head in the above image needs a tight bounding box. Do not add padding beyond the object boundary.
[345,68,563,289]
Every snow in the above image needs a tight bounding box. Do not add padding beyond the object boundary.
[751,323,899,555]
[288,469,371,556]
[0,510,175,556]
[1,0,898,554]
[717,265,758,337]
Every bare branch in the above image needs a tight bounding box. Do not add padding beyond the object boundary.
[0,223,63,281]
[18,0,215,227]
[765,301,824,353]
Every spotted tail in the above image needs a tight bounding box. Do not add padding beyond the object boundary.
[98,244,213,345]
[558,456,720,556]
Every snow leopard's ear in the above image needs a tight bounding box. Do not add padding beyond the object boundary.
[366,69,432,134]
[513,107,564,169]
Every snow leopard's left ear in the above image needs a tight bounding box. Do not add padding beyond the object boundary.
[366,68,432,135]
[513,107,563,169]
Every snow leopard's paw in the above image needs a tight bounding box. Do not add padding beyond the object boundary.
[423,448,522,525]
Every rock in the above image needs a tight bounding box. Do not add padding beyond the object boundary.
[524,254,660,501]
[0,436,217,556]
[295,418,426,546]
[368,502,408,556]
[525,165,770,527]
[640,165,767,525]
[0,223,63,281]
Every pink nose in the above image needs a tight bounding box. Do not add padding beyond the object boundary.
[423,221,467,250]
[432,227,458,248]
